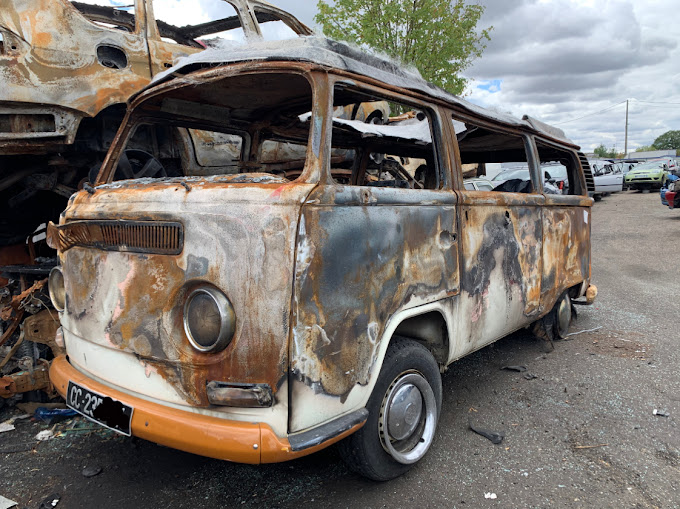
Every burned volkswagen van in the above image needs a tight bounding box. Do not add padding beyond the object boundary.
[47,38,596,480]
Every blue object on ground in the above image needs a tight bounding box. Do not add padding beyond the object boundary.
[34,407,78,424]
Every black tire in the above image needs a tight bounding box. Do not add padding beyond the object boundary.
[532,291,573,343]
[338,337,442,481]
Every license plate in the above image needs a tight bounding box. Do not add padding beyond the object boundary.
[66,381,133,436]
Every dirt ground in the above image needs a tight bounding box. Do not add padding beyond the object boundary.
[1,190,678,509]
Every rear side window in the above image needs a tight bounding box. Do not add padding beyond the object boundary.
[71,0,136,32]
[152,0,245,47]
[452,115,537,194]
[536,141,584,195]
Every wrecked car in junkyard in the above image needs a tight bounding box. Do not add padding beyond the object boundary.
[45,37,598,480]
[0,0,312,403]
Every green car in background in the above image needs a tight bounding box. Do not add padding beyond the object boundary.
[624,161,669,190]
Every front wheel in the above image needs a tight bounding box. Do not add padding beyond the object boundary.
[338,337,442,481]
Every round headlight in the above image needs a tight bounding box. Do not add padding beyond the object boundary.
[183,287,236,353]
[48,266,66,312]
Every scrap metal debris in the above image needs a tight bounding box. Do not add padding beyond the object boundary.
[565,326,603,337]
[469,421,505,445]
[82,466,103,478]
[501,365,527,372]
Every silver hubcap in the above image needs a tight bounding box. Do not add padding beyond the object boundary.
[379,372,437,465]
[556,295,572,338]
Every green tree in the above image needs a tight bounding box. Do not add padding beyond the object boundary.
[635,145,655,152]
[594,144,617,158]
[315,0,492,95]
[652,130,680,151]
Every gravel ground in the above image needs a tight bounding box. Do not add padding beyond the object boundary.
[1,190,678,509]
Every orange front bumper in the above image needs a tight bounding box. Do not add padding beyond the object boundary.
[50,355,355,464]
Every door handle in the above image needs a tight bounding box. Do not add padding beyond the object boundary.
[439,230,457,247]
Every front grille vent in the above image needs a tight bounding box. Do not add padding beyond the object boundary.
[47,220,183,255]
[578,153,595,193]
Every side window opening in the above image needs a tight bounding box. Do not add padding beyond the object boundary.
[0,32,4,55]
[254,9,300,41]
[153,0,245,47]
[106,72,313,183]
[536,142,583,195]
[71,1,137,32]
[330,85,440,189]
[452,115,536,194]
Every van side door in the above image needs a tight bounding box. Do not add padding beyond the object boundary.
[290,83,460,432]
[449,114,544,358]
[533,142,592,312]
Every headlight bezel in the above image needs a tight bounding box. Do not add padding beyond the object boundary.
[48,266,66,312]
[183,286,236,353]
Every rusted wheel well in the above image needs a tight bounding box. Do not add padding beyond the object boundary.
[393,310,449,366]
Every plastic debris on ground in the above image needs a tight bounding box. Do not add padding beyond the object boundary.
[35,430,55,441]
[0,495,17,509]
[38,494,60,509]
[0,422,15,433]
[0,414,30,433]
[484,493,497,499]
[653,409,670,417]
[33,408,78,424]
[469,421,505,444]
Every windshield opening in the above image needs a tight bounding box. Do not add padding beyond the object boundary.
[100,72,315,184]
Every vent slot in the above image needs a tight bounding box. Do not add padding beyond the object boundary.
[578,153,595,194]
[47,220,183,255]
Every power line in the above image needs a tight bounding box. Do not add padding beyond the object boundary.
[553,101,627,125]
[631,99,680,106]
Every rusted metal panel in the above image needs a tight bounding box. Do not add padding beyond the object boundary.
[57,180,314,435]
[0,360,52,398]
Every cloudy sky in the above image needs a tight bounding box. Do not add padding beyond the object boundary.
[271,0,680,155]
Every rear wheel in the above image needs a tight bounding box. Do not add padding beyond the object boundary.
[532,291,573,343]
[338,337,442,481]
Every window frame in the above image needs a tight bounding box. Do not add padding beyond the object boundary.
[96,66,323,185]
[148,0,247,48]
[326,76,450,191]
[530,136,587,197]
[69,0,143,35]
[447,110,541,195]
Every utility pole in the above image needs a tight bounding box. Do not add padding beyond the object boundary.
[624,99,629,158]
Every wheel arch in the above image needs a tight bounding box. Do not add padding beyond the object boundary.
[350,301,451,412]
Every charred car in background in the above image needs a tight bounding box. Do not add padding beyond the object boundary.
[47,37,597,480]
[0,0,312,403]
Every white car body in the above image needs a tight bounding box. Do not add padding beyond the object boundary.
[590,160,623,194]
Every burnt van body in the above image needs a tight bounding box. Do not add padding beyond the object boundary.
[47,38,597,480]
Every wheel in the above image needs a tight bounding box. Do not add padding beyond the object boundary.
[554,292,572,339]
[338,337,442,481]
[532,291,573,343]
